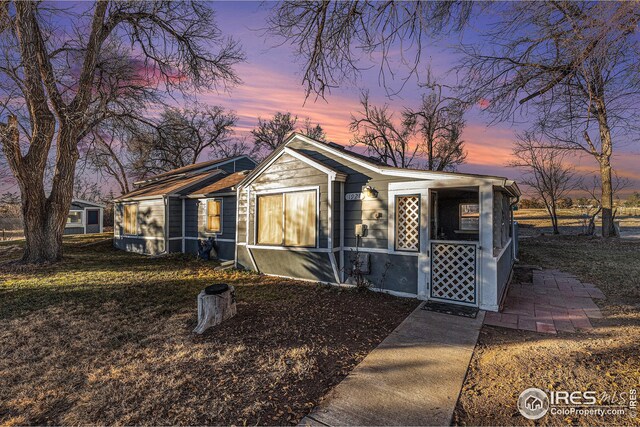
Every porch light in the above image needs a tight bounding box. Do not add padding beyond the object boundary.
[362,185,378,199]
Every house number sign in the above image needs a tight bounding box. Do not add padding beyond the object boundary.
[345,192,365,201]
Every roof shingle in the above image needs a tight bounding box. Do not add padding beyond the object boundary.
[187,171,248,196]
[116,170,222,200]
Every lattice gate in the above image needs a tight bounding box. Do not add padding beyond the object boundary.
[430,242,477,304]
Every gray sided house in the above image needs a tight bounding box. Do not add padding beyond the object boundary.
[235,134,521,312]
[113,156,256,257]
[64,199,105,235]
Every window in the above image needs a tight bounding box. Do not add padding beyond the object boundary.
[206,200,222,233]
[395,195,420,251]
[124,204,138,235]
[257,190,317,247]
[258,194,283,244]
[87,210,99,226]
[66,211,83,227]
[460,203,480,231]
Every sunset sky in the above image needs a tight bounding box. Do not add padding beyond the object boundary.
[1,1,638,198]
[203,2,639,197]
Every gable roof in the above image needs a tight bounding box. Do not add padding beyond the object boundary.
[115,169,224,201]
[133,155,256,187]
[240,146,347,188]
[239,133,520,197]
[186,171,250,197]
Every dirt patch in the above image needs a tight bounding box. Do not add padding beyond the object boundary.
[0,245,22,258]
[454,235,640,426]
[0,237,417,425]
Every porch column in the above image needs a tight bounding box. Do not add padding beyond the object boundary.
[479,184,497,311]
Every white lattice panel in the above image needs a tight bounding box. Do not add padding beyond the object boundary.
[430,243,477,303]
[396,196,420,251]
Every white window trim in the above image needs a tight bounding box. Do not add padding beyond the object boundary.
[204,198,223,235]
[253,186,320,249]
[66,210,84,228]
[123,202,139,236]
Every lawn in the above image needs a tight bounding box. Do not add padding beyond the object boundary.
[0,235,417,425]
[454,235,640,426]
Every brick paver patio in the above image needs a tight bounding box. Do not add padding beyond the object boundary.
[484,269,605,334]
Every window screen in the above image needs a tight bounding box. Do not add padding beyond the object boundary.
[206,200,222,233]
[67,211,83,225]
[87,210,99,225]
[124,204,137,235]
[257,190,317,247]
[460,203,480,231]
[395,195,420,251]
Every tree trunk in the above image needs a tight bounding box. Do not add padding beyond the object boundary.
[596,100,616,238]
[551,202,559,234]
[22,204,63,263]
[16,128,79,264]
[599,157,616,237]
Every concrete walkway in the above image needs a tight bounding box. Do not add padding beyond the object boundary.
[300,305,485,426]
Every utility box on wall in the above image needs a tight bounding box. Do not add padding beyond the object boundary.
[350,252,371,274]
[355,223,368,237]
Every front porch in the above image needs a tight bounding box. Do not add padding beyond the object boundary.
[389,181,517,311]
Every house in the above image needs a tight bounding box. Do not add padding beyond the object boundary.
[235,133,521,312]
[65,199,105,235]
[113,156,257,257]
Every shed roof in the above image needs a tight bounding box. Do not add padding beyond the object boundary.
[70,199,105,209]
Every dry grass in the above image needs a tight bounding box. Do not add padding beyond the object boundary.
[0,236,417,425]
[515,208,640,237]
[455,235,640,426]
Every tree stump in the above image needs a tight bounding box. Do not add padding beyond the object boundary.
[193,284,236,334]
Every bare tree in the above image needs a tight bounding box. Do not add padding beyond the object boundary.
[86,120,139,195]
[349,92,416,168]
[0,153,10,184]
[302,118,326,142]
[350,88,468,171]
[73,175,103,204]
[215,135,260,160]
[251,112,298,152]
[510,133,580,234]
[266,1,472,97]
[128,104,239,179]
[580,172,628,236]
[459,1,640,237]
[0,1,244,263]
[403,80,467,171]
[251,112,326,155]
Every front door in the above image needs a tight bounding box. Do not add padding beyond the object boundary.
[427,188,478,305]
[86,209,100,233]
